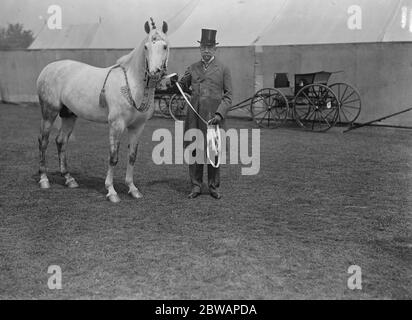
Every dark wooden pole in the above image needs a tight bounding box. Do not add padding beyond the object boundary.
[343,107,412,133]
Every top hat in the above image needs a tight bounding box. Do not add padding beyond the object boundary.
[198,29,219,46]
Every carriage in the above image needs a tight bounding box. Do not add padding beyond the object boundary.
[248,71,362,132]
[157,70,362,132]
[154,82,191,121]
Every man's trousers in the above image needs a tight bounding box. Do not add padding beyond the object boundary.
[189,162,220,193]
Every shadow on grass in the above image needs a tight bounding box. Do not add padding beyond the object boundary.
[47,171,107,194]
[33,172,207,196]
[33,171,190,197]
[147,178,189,194]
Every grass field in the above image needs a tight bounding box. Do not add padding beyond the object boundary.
[0,103,411,299]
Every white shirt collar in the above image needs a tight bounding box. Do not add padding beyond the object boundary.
[201,56,215,67]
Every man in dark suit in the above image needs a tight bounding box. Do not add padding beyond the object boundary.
[174,29,233,199]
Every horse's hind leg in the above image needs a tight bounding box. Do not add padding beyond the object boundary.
[38,104,58,189]
[56,114,78,188]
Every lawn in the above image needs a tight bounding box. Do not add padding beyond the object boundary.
[0,103,411,299]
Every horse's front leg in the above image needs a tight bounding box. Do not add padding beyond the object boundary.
[105,119,125,203]
[125,124,146,199]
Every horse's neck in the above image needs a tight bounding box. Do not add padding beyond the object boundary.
[117,43,146,89]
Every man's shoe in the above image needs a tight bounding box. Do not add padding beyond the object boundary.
[210,190,222,199]
[188,191,201,199]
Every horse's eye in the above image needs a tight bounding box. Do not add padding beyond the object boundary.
[163,45,168,50]
[144,44,148,50]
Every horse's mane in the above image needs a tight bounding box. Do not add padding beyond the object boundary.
[116,49,136,68]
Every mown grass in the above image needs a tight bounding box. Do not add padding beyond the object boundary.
[0,103,411,299]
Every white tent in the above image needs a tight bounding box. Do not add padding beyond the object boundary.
[170,0,412,47]
[28,0,198,49]
[382,0,412,41]
[169,0,286,47]
[29,23,99,49]
[89,0,199,48]
[255,0,412,46]
[28,0,412,49]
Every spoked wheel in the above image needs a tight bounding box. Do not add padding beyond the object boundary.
[294,84,340,132]
[158,96,171,118]
[169,93,190,121]
[250,88,289,129]
[330,83,361,125]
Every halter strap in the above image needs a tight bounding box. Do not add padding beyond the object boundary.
[119,65,138,110]
[99,64,162,112]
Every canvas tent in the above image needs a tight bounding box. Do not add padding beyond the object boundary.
[29,23,100,49]
[170,0,412,47]
[168,0,286,47]
[382,0,412,41]
[29,0,198,49]
[29,0,412,49]
[5,0,412,126]
[255,0,412,45]
[88,0,199,48]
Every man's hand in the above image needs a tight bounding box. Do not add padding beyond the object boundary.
[170,74,179,84]
[209,113,223,125]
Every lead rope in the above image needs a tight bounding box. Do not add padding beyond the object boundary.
[175,82,221,168]
[175,82,208,125]
[206,124,222,168]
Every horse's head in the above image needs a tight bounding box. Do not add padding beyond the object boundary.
[144,18,169,78]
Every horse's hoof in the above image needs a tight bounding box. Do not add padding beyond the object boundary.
[66,179,79,188]
[129,189,143,199]
[39,179,50,189]
[65,176,79,188]
[107,193,121,203]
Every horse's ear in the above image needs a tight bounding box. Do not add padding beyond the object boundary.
[144,21,150,34]
[162,21,168,34]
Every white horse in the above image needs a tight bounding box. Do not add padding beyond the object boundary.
[37,18,169,203]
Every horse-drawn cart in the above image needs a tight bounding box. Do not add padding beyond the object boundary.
[249,71,362,132]
[154,83,191,121]
[158,70,361,132]
[155,86,187,120]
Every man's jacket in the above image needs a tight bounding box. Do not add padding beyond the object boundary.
[179,58,233,135]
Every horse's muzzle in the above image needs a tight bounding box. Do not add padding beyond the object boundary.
[148,68,166,81]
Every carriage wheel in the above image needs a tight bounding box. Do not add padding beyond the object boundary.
[330,83,361,125]
[169,93,190,121]
[294,84,340,132]
[250,88,289,129]
[158,96,171,118]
